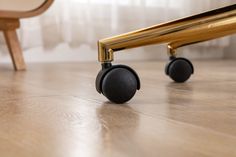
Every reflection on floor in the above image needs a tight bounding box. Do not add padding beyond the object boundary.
[0,60,235,157]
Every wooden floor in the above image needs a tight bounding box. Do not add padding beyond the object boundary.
[0,60,236,157]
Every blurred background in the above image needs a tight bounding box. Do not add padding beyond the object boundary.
[0,0,235,63]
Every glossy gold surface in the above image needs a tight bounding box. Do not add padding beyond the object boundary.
[0,61,236,157]
[98,4,236,62]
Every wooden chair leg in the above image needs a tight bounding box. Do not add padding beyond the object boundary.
[3,29,26,71]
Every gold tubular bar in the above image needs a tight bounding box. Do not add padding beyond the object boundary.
[98,4,236,62]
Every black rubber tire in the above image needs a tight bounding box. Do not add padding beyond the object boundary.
[167,58,194,83]
[101,68,138,104]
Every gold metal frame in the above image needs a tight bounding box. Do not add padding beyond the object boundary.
[98,4,236,63]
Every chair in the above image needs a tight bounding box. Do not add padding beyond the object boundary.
[95,4,236,104]
[0,0,54,70]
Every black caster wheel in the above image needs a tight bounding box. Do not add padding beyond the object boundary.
[165,57,194,83]
[96,64,140,104]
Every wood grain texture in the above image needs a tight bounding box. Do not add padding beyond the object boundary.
[0,18,20,30]
[3,29,26,71]
[0,0,54,71]
[0,60,235,157]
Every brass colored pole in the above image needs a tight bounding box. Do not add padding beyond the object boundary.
[98,4,236,63]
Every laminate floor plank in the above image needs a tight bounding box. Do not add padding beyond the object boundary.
[0,60,235,157]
